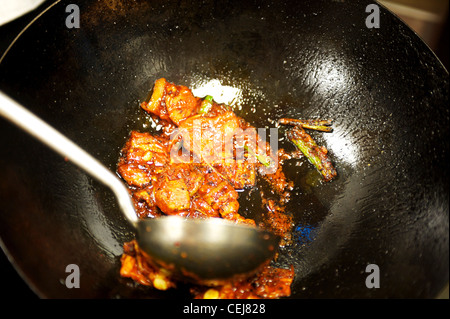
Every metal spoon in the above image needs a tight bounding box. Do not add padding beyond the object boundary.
[0,91,280,282]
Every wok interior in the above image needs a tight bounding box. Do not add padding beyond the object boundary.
[0,0,448,298]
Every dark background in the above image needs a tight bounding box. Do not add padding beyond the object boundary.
[0,0,448,299]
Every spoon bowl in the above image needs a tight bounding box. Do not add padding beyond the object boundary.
[137,216,280,282]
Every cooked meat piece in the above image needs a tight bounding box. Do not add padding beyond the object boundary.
[133,185,155,207]
[117,163,151,187]
[197,172,254,225]
[120,240,176,290]
[190,264,295,299]
[131,184,161,219]
[197,172,238,212]
[117,131,170,188]
[154,178,191,215]
[121,131,169,168]
[176,111,241,165]
[182,166,205,195]
[189,197,220,219]
[215,160,256,189]
[156,163,206,195]
[250,265,295,299]
[141,78,201,125]
[141,78,169,120]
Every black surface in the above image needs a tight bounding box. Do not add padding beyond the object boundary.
[0,0,448,299]
[0,0,51,299]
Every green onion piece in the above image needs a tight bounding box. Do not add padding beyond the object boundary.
[278,118,333,132]
[199,95,214,114]
[244,144,272,167]
[287,126,337,182]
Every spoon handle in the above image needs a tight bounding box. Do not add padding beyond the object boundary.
[0,91,138,225]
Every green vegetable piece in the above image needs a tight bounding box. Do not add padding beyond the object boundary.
[199,95,214,114]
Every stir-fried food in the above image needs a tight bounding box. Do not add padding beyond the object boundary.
[280,119,337,182]
[117,78,336,299]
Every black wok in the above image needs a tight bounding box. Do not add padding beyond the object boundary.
[0,0,448,298]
